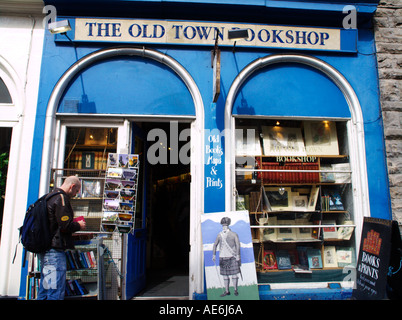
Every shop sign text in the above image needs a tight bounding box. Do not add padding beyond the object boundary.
[74,18,345,52]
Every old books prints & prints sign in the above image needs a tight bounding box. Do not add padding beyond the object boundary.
[201,210,259,300]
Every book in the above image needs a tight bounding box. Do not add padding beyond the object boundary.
[276,250,292,270]
[320,165,335,183]
[330,191,344,210]
[263,250,278,270]
[288,249,299,265]
[292,265,312,274]
[322,220,338,239]
[307,248,323,269]
[321,190,344,211]
[73,216,86,223]
[296,246,310,269]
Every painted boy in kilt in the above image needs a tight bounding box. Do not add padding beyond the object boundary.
[212,217,241,297]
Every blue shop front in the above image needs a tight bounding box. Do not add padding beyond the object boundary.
[20,0,391,300]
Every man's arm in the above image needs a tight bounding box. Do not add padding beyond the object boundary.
[53,194,81,233]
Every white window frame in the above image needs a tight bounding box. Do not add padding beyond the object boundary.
[53,118,129,171]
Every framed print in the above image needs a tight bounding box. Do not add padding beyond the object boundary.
[262,216,277,241]
[262,126,306,156]
[235,126,262,156]
[81,179,102,198]
[82,152,95,169]
[265,187,292,211]
[307,186,319,211]
[292,195,308,211]
[295,218,313,240]
[336,247,354,267]
[277,219,297,240]
[323,246,338,268]
[337,220,354,240]
[304,121,339,155]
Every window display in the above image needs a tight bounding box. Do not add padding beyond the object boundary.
[234,119,356,284]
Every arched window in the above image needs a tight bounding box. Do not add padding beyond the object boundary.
[0,77,12,104]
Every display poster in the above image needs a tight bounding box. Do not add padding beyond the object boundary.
[353,217,392,300]
[101,153,139,234]
[201,210,260,300]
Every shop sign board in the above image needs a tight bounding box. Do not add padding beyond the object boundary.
[63,18,357,53]
[353,217,392,300]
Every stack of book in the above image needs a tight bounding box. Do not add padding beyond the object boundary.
[65,279,89,297]
[66,249,97,270]
[257,160,320,184]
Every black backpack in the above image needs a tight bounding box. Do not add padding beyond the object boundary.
[18,191,61,254]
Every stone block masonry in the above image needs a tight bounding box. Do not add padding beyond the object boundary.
[374,0,402,227]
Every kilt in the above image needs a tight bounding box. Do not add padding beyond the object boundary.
[219,257,240,276]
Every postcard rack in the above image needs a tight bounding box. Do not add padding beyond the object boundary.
[101,153,140,235]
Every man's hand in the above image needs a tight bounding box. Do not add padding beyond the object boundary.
[78,219,86,230]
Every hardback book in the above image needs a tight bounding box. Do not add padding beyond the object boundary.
[276,250,292,270]
[296,246,310,269]
[263,250,278,270]
[322,220,338,239]
[329,191,344,211]
[307,248,323,269]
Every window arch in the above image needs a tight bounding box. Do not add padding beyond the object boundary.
[0,77,12,104]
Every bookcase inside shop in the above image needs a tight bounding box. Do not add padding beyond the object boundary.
[235,119,356,276]
[64,127,117,170]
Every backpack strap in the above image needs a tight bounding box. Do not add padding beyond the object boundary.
[12,229,22,264]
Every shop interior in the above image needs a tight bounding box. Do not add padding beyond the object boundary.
[135,122,191,298]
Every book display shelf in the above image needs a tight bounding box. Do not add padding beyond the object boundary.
[64,237,105,299]
[234,119,356,283]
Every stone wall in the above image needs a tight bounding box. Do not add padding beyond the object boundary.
[373,0,402,226]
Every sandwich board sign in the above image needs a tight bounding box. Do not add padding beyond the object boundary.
[353,217,392,299]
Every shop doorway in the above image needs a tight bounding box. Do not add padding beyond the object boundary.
[132,121,191,299]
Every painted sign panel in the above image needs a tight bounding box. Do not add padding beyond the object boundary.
[69,18,357,52]
[353,217,392,300]
[201,210,260,300]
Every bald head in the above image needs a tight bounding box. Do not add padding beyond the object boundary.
[61,176,81,198]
